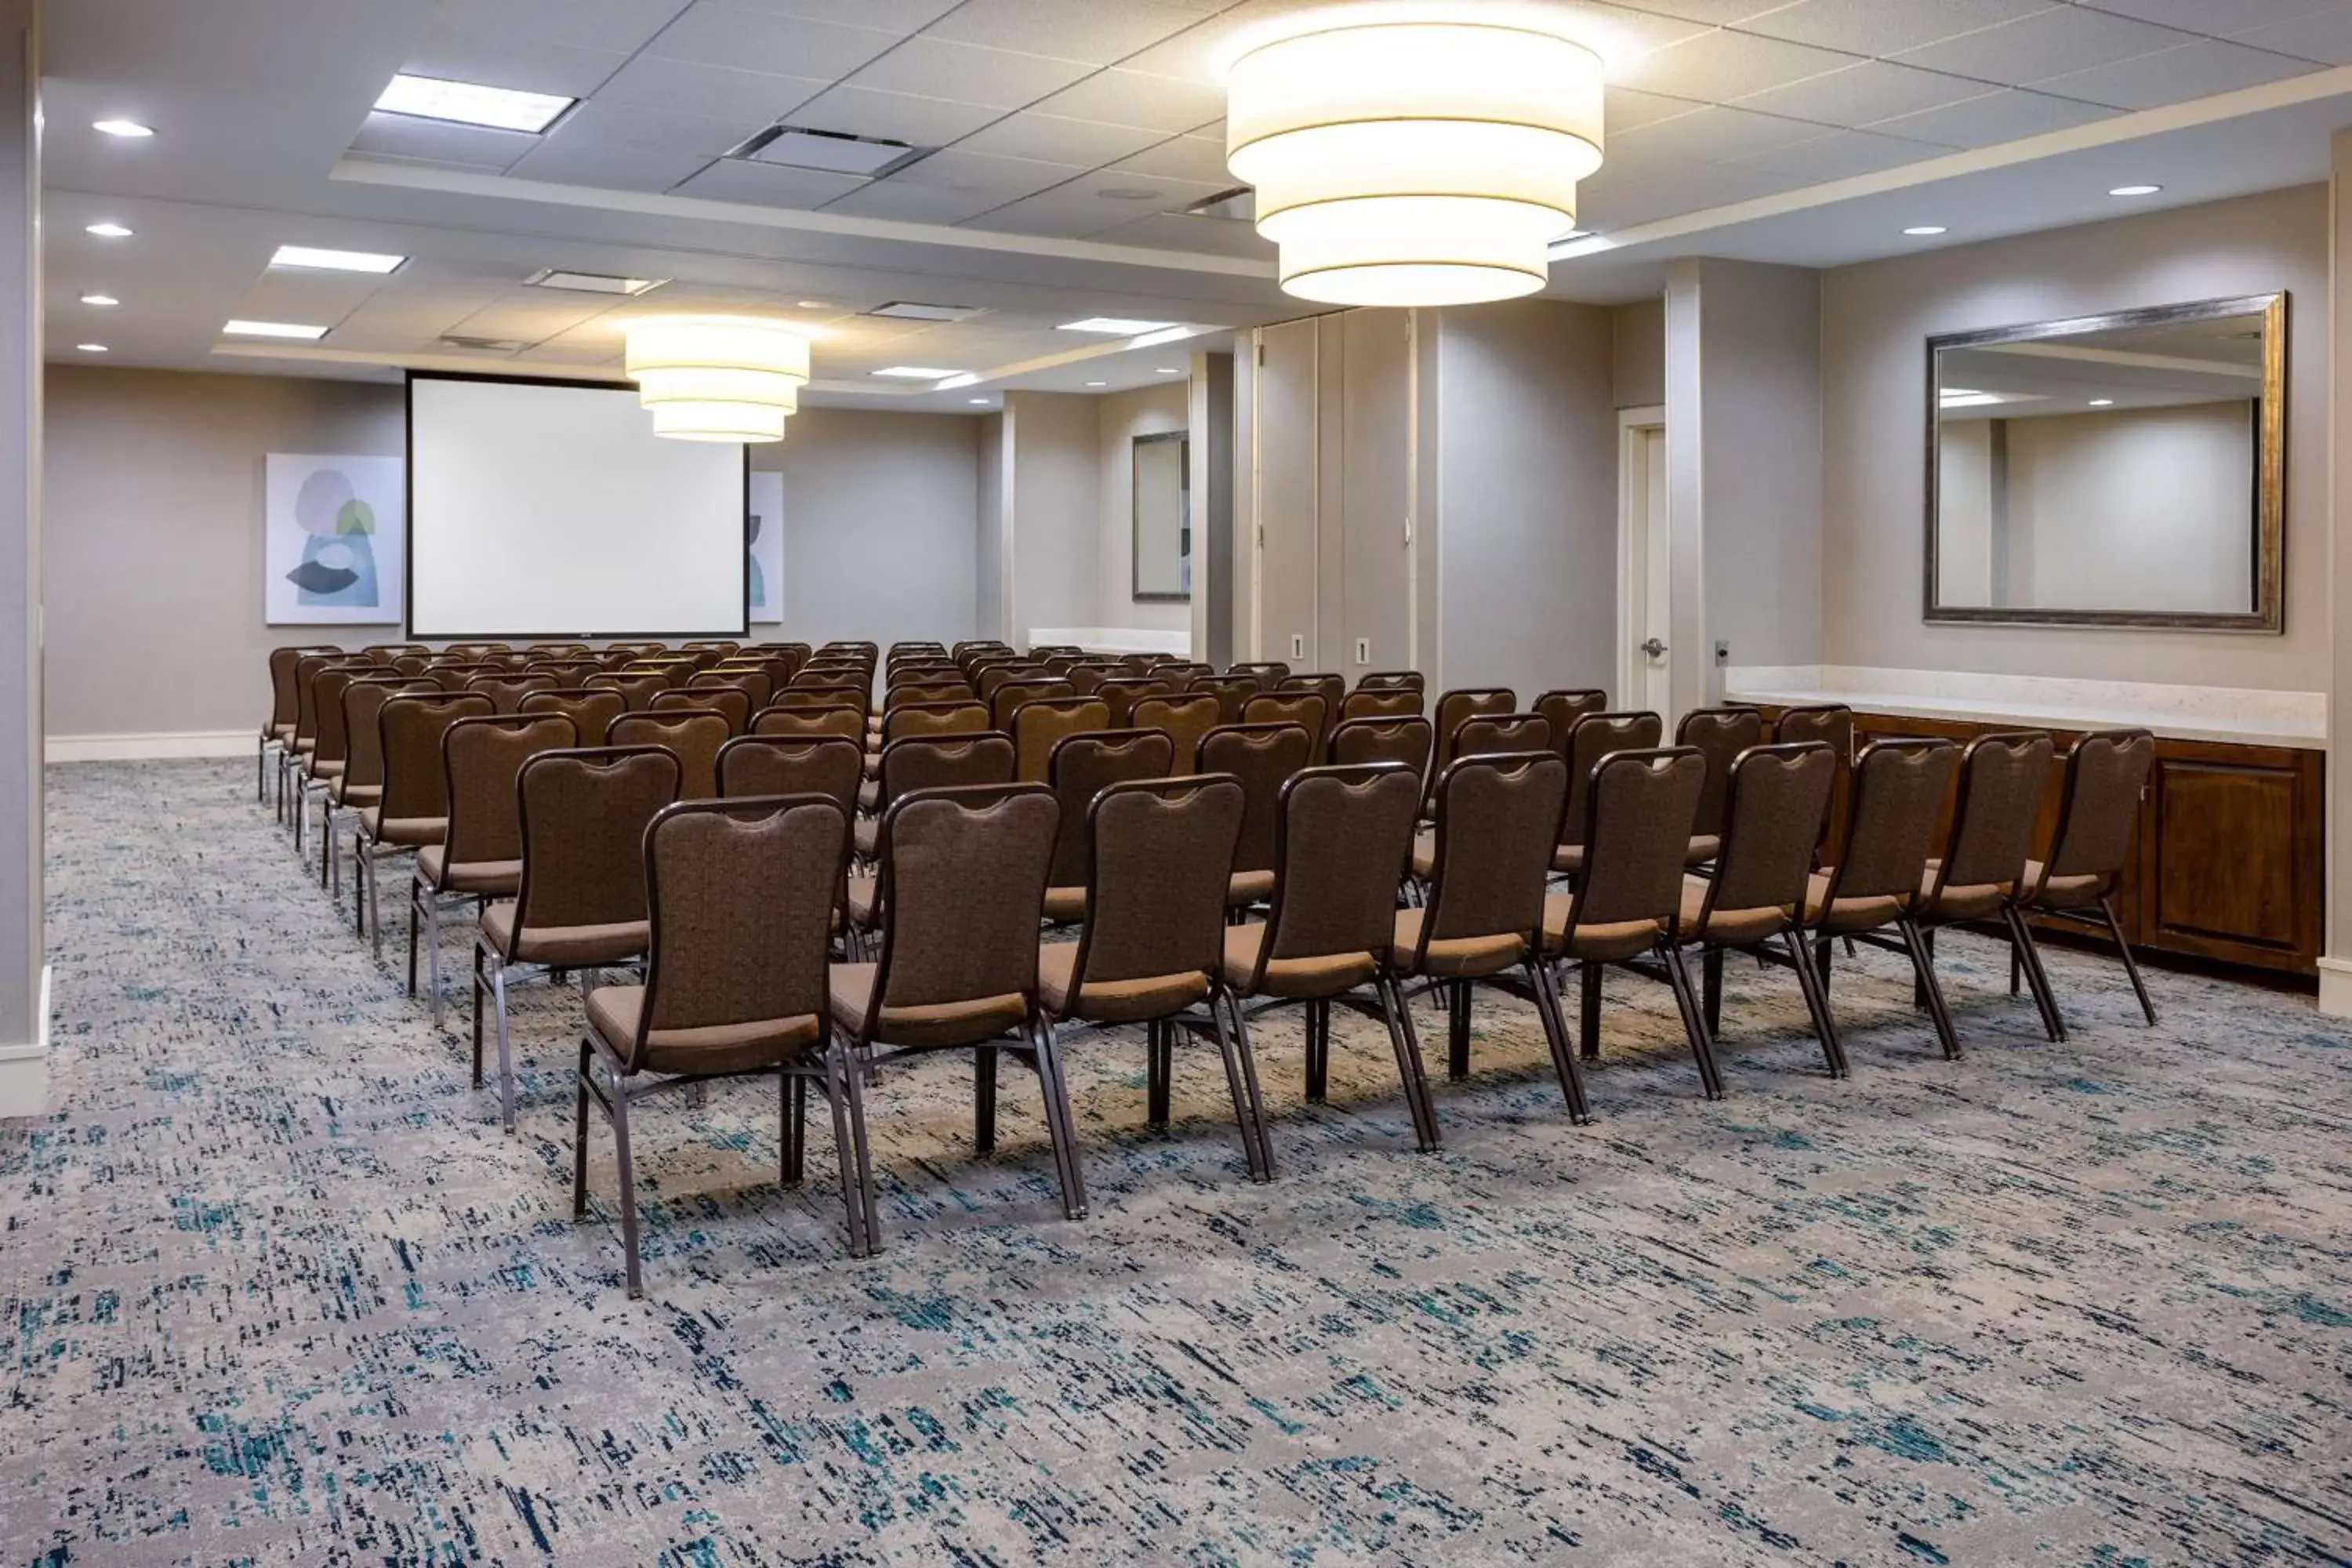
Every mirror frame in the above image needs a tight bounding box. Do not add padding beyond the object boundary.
[1923,292,2287,633]
[1131,429,1192,604]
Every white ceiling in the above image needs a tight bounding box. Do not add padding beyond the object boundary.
[39,0,2352,408]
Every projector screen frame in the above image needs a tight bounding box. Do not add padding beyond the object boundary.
[402,368,753,642]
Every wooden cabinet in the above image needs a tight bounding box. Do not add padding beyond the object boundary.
[1834,712,2323,978]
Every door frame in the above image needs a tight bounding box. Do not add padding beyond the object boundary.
[1616,405,1668,710]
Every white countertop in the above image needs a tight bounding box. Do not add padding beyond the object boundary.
[1724,684,2325,750]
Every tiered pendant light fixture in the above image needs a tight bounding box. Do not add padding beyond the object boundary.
[1225,5,1606,307]
[623,316,811,443]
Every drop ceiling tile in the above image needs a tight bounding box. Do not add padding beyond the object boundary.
[546,99,770,157]
[1088,211,1275,258]
[2230,6,2352,62]
[449,299,618,339]
[921,0,1210,64]
[339,293,492,336]
[1732,0,2061,56]
[349,112,539,170]
[842,38,1098,107]
[507,137,714,191]
[707,0,963,30]
[1605,0,1804,23]
[2074,0,2345,38]
[1730,60,1999,125]
[403,31,633,97]
[593,53,827,122]
[1720,125,1951,179]
[955,112,1167,165]
[2027,37,2321,107]
[420,0,695,54]
[1554,1,1722,54]
[1577,154,1812,227]
[820,180,1030,223]
[646,4,902,77]
[1891,6,2197,83]
[786,84,1006,143]
[1028,68,1225,131]
[1603,85,1708,132]
[884,147,1090,200]
[1109,11,1263,82]
[1864,85,2119,144]
[1617,28,1864,100]
[673,156,871,205]
[976,186,1172,238]
[1611,103,1842,162]
[1104,132,1230,183]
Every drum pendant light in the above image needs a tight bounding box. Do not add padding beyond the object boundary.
[1225,7,1606,307]
[624,316,811,443]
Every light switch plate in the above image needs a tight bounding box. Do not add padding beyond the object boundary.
[1290,633,1305,659]
[1354,637,1370,666]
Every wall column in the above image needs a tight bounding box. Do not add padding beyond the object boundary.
[0,0,42,1116]
[2320,129,2352,1015]
[1188,349,1234,665]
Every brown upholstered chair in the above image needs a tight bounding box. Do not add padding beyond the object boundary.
[693,669,771,710]
[989,679,1074,731]
[1341,685,1423,721]
[850,732,1019,917]
[717,733,863,822]
[521,688,626,746]
[1199,722,1316,909]
[1552,711,1664,877]
[356,692,494,956]
[682,639,741,657]
[294,666,365,862]
[260,644,335,804]
[1037,775,1269,1178]
[1534,690,1608,756]
[978,663,1050,701]
[586,673,670,712]
[328,677,433,916]
[1540,748,1715,1096]
[2014,729,2157,1027]
[1773,704,1853,857]
[1229,660,1290,687]
[1241,690,1327,743]
[578,793,858,1293]
[1041,729,1176,923]
[878,698,989,745]
[1097,677,1173,728]
[475,746,681,1131]
[1276,673,1346,744]
[1674,742,1843,1076]
[466,673,558,715]
[886,681,971,712]
[829,782,1080,1250]
[752,704,865,743]
[654,685,751,735]
[1221,763,1435,1156]
[1188,673,1261,724]
[283,654,368,832]
[1329,714,1433,778]
[1802,738,1963,1060]
[1133,692,1220,777]
[608,710,731,799]
[1406,714,1554,883]
[1677,706,1768,868]
[1010,696,1112,782]
[410,713,577,1027]
[1356,670,1424,694]
[1915,731,2062,1042]
[1429,688,1515,800]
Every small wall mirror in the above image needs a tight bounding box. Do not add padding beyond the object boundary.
[1926,293,2285,631]
[1132,430,1191,602]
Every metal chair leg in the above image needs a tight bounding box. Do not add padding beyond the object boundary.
[572,1039,592,1219]
[1446,982,1472,1081]
[493,959,517,1132]
[1376,974,1442,1152]
[610,1078,643,1298]
[1032,1018,1089,1221]
[1207,992,1272,1181]
[1785,932,1849,1079]
[2002,907,2067,1043]
[1702,946,1724,1034]
[827,1038,875,1257]
[423,884,446,1029]
[1304,997,1330,1104]
[975,1046,998,1153]
[1219,991,1275,1179]
[2100,895,2158,1025]
[1145,1018,1171,1131]
[1895,917,1961,1059]
[1658,943,1726,1100]
[782,1074,808,1186]
[1578,960,1602,1060]
[1527,958,1591,1124]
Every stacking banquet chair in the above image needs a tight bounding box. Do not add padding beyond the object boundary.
[476,746,681,1132]
[608,710,730,799]
[1221,762,1436,1159]
[1036,775,1270,1179]
[828,782,1083,1253]
[466,673,557,715]
[576,793,858,1294]
[1276,673,1346,743]
[410,713,577,1027]
[1391,751,1588,1120]
[259,644,334,803]
[862,699,990,808]
[1096,677,1173,728]
[1534,690,1608,757]
[326,677,433,916]
[1671,741,1845,1078]
[1199,722,1316,911]
[1330,714,1432,779]
[1229,660,1290,687]
[1912,731,2063,1043]
[1552,712,1664,879]
[1189,673,1263,724]
[1134,692,1221,775]
[1800,737,1963,1060]
[654,685,751,735]
[1042,729,1176,924]
[586,673,670,713]
[1342,684,1423,722]
[1357,670,1424,695]
[282,652,365,830]
[693,668,771,710]
[848,734,1018,946]
[1677,706,1768,868]
[717,733,863,822]
[1241,689,1328,746]
[1773,703,1853,857]
[1427,688,1516,805]
[521,688,626,746]
[757,700,865,745]
[1010,696,1111,782]
[1454,712,1552,758]
[2011,728,2158,1029]
[990,679,1073,731]
[356,691,492,956]
[1540,747,1717,1097]
[295,666,365,866]
[978,663,1048,701]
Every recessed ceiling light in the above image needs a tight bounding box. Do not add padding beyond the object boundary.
[1060,317,1175,336]
[75,343,107,353]
[223,319,329,340]
[967,397,990,405]
[79,293,118,307]
[797,300,831,310]
[2109,184,2162,197]
[2089,397,2114,407]
[1903,225,1947,236]
[85,222,132,238]
[1156,366,1182,375]
[873,365,964,379]
[734,125,927,178]
[271,244,406,274]
[374,74,573,133]
[1084,380,1108,387]
[93,119,153,139]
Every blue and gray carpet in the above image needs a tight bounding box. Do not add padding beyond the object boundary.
[3,759,2348,1565]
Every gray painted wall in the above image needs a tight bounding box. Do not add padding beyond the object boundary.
[1613,297,1664,409]
[1004,390,1099,641]
[1094,382,1189,633]
[975,412,1004,641]
[1820,182,2327,691]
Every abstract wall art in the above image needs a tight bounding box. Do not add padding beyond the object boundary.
[748,470,783,625]
[264,453,405,625]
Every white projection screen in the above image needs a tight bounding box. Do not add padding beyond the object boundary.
[407,373,748,639]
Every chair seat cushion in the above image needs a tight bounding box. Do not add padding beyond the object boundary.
[1220,922,1377,999]
[1410,830,1436,881]
[480,902,648,966]
[1684,833,1721,867]
[1036,941,1207,1022]
[331,780,381,808]
[1802,870,1904,935]
[858,779,881,812]
[416,844,521,896]
[311,759,346,780]
[862,753,881,780]
[1550,843,1585,877]
[827,962,1027,1048]
[358,809,446,848]
[1043,885,1087,924]
[1540,895,1662,962]
[1677,875,1789,948]
[847,875,879,927]
[586,984,822,1076]
[1919,859,2010,923]
[1225,868,1276,908]
[2024,858,2107,910]
[853,818,880,859]
[1390,908,1526,978]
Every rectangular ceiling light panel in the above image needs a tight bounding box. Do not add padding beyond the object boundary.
[1059,317,1175,335]
[375,74,574,133]
[525,268,666,296]
[737,125,928,178]
[864,301,983,323]
[272,245,406,274]
[224,319,330,339]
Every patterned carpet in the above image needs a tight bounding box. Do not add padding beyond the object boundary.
[2,759,2348,1566]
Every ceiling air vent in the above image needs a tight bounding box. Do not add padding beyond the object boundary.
[524,268,666,296]
[862,300,984,323]
[439,335,532,354]
[1185,187,1256,222]
[732,125,930,179]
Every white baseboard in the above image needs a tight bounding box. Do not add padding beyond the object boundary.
[46,729,251,763]
[2318,957,2352,1018]
[0,964,51,1119]
[1027,625,1191,656]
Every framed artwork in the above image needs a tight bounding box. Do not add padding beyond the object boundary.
[748,470,784,625]
[264,453,405,625]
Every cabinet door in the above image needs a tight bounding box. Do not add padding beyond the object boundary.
[1254,319,1320,666]
[2136,742,2322,972]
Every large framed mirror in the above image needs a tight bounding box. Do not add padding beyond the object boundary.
[1132,430,1191,602]
[1926,292,2285,631]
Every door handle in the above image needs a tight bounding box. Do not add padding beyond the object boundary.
[1639,637,1668,658]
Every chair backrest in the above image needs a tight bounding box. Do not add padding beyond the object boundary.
[682,640,740,656]
[267,645,333,728]
[1069,775,1247,992]
[1432,688,1517,780]
[1676,706,1769,840]
[1356,670,1424,693]
[1932,731,2055,897]
[341,678,433,793]
[1559,748,1707,931]
[655,685,750,735]
[508,747,681,948]
[377,693,495,820]
[1198,722,1316,877]
[1249,764,1423,977]
[887,681,971,710]
[608,710,731,800]
[1773,703,1853,851]
[883,699,989,743]
[521,688,626,746]
[585,673,669,712]
[1229,660,1290,686]
[1045,728,1177,887]
[1820,738,1961,906]
[878,732,1018,814]
[1241,690,1327,742]
[1133,693,1221,776]
[1096,676,1173,728]
[309,668,363,766]
[292,654,354,743]
[869,783,1059,1016]
[990,679,1075,731]
[694,668,772,710]
[1010,696,1112,781]
[782,681,869,713]
[1328,714,1434,778]
[1559,711,1665,848]
[2041,728,2155,891]
[716,733,864,821]
[1698,742,1837,924]
[750,703,865,742]
[442,713,578,866]
[1534,689,1608,753]
[1276,673,1346,738]
[1188,673,1262,724]
[466,673,557,715]
[1341,685,1424,721]
[978,662,1051,700]
[1411,752,1568,964]
[528,659,602,687]
[1452,711,1552,759]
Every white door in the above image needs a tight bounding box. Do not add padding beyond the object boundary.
[1617,409,1671,713]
